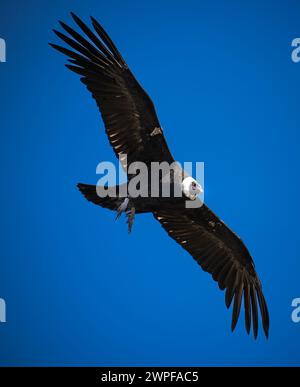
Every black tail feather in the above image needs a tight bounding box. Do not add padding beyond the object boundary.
[77,183,123,211]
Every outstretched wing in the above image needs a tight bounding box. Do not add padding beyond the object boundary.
[153,203,269,339]
[50,13,174,169]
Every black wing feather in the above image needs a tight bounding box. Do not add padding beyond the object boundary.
[50,13,174,168]
[154,203,269,339]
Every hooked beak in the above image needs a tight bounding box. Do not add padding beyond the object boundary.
[196,183,204,195]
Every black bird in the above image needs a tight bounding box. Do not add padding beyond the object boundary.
[50,13,269,339]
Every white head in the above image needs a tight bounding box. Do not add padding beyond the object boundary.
[182,177,203,200]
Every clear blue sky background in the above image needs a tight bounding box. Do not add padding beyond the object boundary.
[0,0,300,366]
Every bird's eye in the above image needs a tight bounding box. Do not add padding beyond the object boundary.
[192,182,197,188]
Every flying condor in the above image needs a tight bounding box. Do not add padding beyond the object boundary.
[50,13,269,339]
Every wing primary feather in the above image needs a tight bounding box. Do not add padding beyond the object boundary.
[59,21,104,57]
[49,43,114,79]
[256,286,269,339]
[90,16,126,65]
[250,284,259,339]
[71,12,124,66]
[225,267,239,308]
[53,29,107,67]
[225,286,234,309]
[65,64,85,75]
[60,19,121,68]
[49,43,91,65]
[243,281,251,334]
[231,272,244,332]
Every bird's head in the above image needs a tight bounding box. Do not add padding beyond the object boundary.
[181,177,203,200]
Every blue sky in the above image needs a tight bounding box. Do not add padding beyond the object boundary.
[0,0,300,365]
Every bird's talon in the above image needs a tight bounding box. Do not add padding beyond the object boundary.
[126,207,135,233]
[115,198,129,220]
